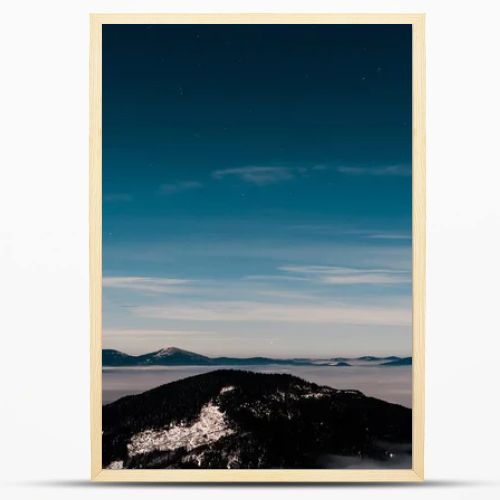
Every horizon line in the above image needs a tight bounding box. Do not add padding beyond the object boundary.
[102,345,412,360]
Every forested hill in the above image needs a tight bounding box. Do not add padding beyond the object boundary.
[103,370,412,469]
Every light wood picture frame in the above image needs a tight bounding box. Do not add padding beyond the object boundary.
[90,13,425,483]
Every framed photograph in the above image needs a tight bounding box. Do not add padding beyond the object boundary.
[90,13,425,482]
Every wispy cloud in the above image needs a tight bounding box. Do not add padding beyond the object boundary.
[103,276,191,293]
[103,193,133,203]
[159,181,203,194]
[104,328,210,338]
[367,232,412,240]
[134,300,410,326]
[279,265,411,285]
[336,165,411,176]
[211,163,410,185]
[212,166,296,185]
[242,274,309,283]
[255,290,318,301]
[104,238,412,273]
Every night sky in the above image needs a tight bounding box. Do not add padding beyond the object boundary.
[102,24,412,357]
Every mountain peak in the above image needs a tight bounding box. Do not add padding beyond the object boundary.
[156,346,184,355]
[152,347,207,358]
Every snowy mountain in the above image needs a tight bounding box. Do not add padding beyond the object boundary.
[141,347,212,365]
[102,346,212,366]
[102,370,412,469]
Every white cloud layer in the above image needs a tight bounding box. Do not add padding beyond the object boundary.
[103,328,209,338]
[279,265,410,285]
[336,165,411,176]
[103,276,191,293]
[212,166,296,185]
[367,232,412,240]
[134,300,411,326]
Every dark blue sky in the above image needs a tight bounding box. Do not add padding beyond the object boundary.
[102,24,412,357]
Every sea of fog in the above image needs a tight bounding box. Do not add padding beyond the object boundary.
[102,365,412,408]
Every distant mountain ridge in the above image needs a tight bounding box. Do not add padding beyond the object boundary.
[380,357,412,366]
[103,346,411,367]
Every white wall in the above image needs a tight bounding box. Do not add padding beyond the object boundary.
[1,1,499,499]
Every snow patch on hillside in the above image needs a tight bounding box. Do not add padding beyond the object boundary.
[127,402,234,456]
[303,392,329,399]
[106,460,123,469]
